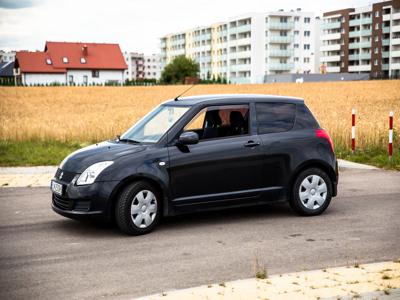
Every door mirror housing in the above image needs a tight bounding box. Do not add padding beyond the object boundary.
[178,131,199,145]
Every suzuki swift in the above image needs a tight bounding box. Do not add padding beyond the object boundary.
[51,94,338,235]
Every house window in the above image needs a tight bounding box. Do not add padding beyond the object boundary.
[294,57,299,62]
[304,57,310,63]
[375,11,379,18]
[374,59,378,66]
[80,57,87,64]
[374,47,379,54]
[375,23,379,30]
[92,70,99,78]
[304,17,311,23]
[294,17,300,22]
[294,30,299,35]
[304,31,310,37]
[62,57,69,64]
[83,75,88,85]
[294,44,299,48]
[46,58,52,65]
[375,36,379,42]
[68,75,74,85]
[304,44,310,50]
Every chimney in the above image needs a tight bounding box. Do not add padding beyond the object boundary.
[82,45,88,56]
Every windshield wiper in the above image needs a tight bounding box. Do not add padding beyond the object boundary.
[116,136,141,144]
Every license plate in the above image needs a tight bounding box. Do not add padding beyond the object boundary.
[51,181,63,196]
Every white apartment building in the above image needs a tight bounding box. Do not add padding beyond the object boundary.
[320,0,400,78]
[123,52,144,80]
[0,50,16,63]
[143,54,161,80]
[161,9,320,84]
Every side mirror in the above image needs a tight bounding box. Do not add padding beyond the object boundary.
[178,131,199,145]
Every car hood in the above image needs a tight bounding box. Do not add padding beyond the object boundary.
[60,141,147,173]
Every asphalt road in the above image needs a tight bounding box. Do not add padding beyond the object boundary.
[0,168,399,300]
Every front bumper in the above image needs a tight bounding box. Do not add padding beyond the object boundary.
[51,177,120,220]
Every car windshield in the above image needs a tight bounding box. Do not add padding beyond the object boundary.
[120,105,190,143]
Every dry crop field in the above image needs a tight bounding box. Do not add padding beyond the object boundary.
[0,80,399,150]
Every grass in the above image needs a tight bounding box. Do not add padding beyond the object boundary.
[0,140,83,167]
[0,138,398,169]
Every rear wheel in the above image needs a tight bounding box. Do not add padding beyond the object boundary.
[290,168,332,216]
[115,181,161,235]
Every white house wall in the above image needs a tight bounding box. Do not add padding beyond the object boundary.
[66,70,124,85]
[23,73,66,85]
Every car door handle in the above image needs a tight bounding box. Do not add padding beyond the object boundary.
[244,141,260,147]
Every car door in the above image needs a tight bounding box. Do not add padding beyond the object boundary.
[255,102,298,198]
[167,103,264,208]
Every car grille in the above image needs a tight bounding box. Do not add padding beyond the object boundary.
[55,168,77,183]
[53,194,72,210]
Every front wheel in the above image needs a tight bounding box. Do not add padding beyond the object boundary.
[290,168,332,216]
[115,181,161,235]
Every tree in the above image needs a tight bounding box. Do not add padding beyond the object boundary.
[161,55,199,84]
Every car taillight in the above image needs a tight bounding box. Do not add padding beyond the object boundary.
[316,129,334,152]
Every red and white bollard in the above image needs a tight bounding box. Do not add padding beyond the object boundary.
[351,109,356,153]
[389,111,393,159]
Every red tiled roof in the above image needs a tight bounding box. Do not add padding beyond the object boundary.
[16,41,127,73]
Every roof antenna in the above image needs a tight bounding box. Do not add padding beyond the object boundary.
[174,84,196,101]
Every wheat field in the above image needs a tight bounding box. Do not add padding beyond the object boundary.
[0,80,399,149]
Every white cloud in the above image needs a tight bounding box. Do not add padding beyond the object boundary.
[0,0,375,53]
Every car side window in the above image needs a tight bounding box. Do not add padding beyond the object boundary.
[184,105,249,141]
[256,103,296,134]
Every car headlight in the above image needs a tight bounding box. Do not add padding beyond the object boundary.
[76,161,114,186]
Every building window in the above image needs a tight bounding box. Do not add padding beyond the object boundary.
[68,75,74,85]
[280,17,288,23]
[80,57,87,64]
[46,58,52,65]
[375,36,379,42]
[62,57,69,64]
[304,57,310,63]
[294,16,300,22]
[304,44,310,50]
[294,43,299,48]
[294,30,299,35]
[304,31,310,37]
[375,11,379,17]
[304,17,311,23]
[374,47,379,54]
[341,28,345,34]
[374,59,378,66]
[341,62,345,67]
[375,23,379,30]
[92,70,99,78]
[294,57,299,62]
[83,75,88,85]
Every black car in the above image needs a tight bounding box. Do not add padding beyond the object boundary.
[51,94,338,235]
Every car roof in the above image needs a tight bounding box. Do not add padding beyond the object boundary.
[164,94,304,106]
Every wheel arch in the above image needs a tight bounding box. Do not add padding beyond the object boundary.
[288,159,337,198]
[107,174,170,222]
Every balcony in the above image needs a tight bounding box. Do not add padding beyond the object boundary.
[321,33,341,40]
[320,55,341,62]
[267,62,294,71]
[234,50,252,59]
[391,50,400,57]
[392,38,400,45]
[383,26,391,34]
[267,21,294,30]
[231,64,251,71]
[360,29,372,36]
[348,64,371,72]
[392,25,400,33]
[349,42,371,49]
[326,66,340,73]
[218,30,227,37]
[320,44,341,51]
[382,64,389,70]
[349,31,360,38]
[230,77,251,84]
[382,39,390,46]
[350,17,372,26]
[230,24,251,34]
[392,12,400,20]
[391,63,400,69]
[321,22,341,30]
[382,51,390,58]
[268,49,294,57]
[268,35,293,43]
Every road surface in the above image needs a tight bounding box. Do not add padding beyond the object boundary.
[0,168,399,299]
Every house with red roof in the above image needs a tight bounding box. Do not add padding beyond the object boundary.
[14,41,127,85]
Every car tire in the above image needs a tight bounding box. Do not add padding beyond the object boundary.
[290,168,332,216]
[115,181,161,235]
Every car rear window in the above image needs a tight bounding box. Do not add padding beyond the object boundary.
[256,102,296,134]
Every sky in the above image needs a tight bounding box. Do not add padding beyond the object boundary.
[0,0,377,54]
